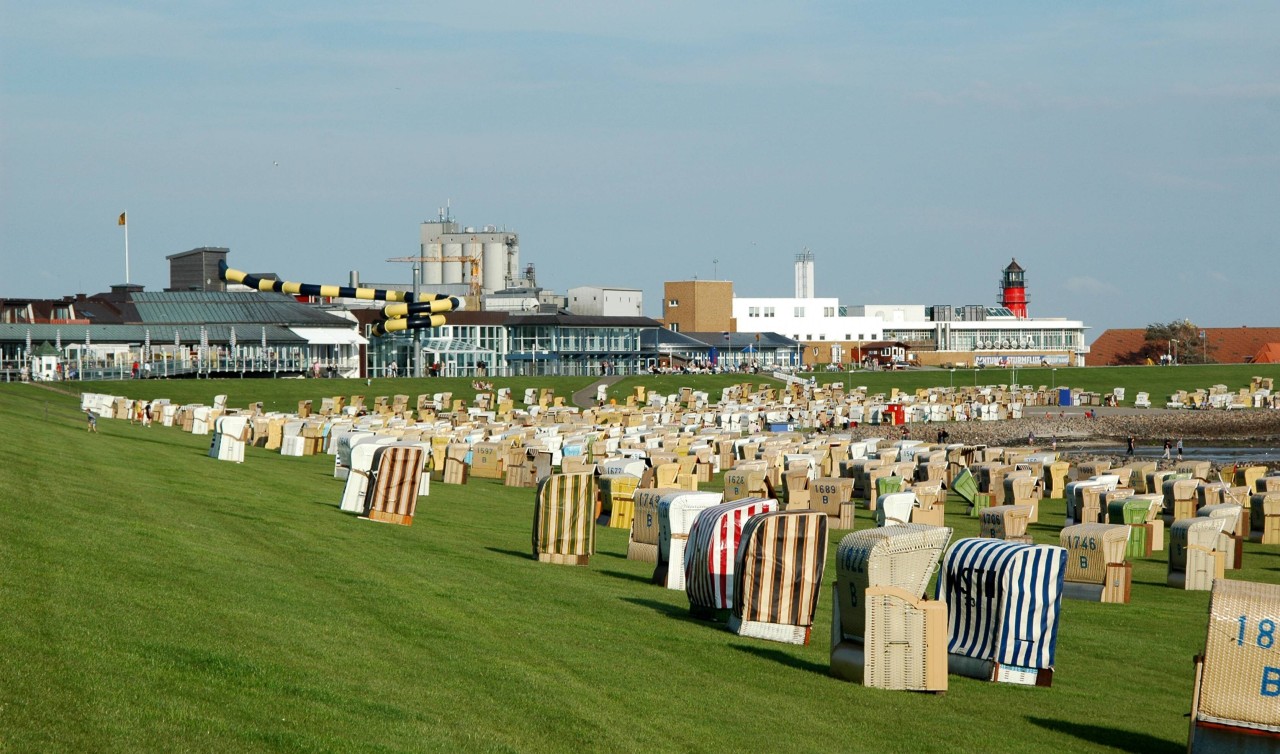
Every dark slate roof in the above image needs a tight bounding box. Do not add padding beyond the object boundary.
[130,291,352,327]
[1004,258,1024,272]
[165,246,229,260]
[504,313,663,328]
[683,331,801,349]
[641,328,714,350]
[74,298,129,324]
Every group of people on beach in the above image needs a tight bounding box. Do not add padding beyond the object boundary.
[1132,436,1186,460]
[86,401,154,432]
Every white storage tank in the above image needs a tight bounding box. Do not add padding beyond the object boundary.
[422,241,443,285]
[483,241,506,292]
[442,242,464,284]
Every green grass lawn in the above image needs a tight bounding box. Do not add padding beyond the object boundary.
[63,363,1280,415]
[70,376,600,415]
[606,364,1280,408]
[2,382,1276,752]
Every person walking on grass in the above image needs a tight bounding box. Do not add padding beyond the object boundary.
[85,409,97,433]
[1163,439,1172,460]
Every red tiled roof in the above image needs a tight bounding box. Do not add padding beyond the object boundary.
[1252,343,1280,364]
[1088,329,1146,366]
[1090,327,1280,365]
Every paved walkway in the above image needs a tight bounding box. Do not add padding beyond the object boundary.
[571,375,625,409]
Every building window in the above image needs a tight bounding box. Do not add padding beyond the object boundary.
[794,307,805,317]
[749,307,760,318]
[669,323,679,332]
[668,299,679,307]
[764,307,775,318]
[845,334,851,340]
[824,307,835,317]
[819,334,826,340]
[806,334,812,340]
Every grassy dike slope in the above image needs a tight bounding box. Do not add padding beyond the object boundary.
[607,364,1280,408]
[2,380,1278,752]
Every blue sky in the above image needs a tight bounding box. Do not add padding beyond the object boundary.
[2,2,1277,339]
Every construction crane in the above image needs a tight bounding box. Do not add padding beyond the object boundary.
[386,254,482,300]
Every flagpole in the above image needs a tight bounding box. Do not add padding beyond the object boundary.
[123,211,130,284]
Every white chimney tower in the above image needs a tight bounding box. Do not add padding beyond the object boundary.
[794,249,815,299]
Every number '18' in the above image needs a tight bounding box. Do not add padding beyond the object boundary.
[1238,615,1278,648]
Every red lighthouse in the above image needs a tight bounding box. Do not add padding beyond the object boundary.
[998,258,1028,318]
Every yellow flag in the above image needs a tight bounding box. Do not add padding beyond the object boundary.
[118,212,126,226]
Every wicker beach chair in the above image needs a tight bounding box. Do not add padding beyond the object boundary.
[1188,580,1280,751]
[980,505,1035,544]
[684,497,778,619]
[1107,498,1153,559]
[1060,523,1131,603]
[936,538,1066,686]
[1169,517,1229,591]
[361,445,425,526]
[1199,503,1245,570]
[1250,492,1280,545]
[653,491,724,587]
[831,524,953,692]
[628,488,681,563]
[876,492,917,527]
[208,415,248,463]
[729,509,828,645]
[596,473,641,529]
[724,467,774,503]
[532,472,597,565]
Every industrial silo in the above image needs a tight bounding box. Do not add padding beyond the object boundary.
[482,240,506,292]
[418,221,446,285]
[422,241,443,285]
[442,241,464,284]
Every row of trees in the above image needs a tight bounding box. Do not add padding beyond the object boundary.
[1115,319,1216,365]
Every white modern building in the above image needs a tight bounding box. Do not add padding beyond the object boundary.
[729,255,1089,367]
[733,297,886,344]
[567,286,643,317]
